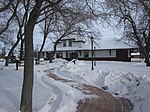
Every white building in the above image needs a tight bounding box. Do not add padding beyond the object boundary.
[39,36,137,62]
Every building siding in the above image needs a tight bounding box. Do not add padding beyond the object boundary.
[40,37,136,62]
[116,49,131,61]
[95,50,116,58]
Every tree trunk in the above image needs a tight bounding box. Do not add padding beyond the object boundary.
[20,1,42,112]
[49,41,58,63]
[145,54,150,66]
[37,34,47,61]
[5,56,9,66]
[49,35,65,63]
[146,19,150,66]
[5,38,20,66]
[140,46,150,67]
[145,43,150,66]
[19,39,24,61]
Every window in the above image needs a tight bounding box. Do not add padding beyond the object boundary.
[63,41,66,47]
[69,40,72,47]
[84,51,89,58]
[109,50,112,56]
[70,52,78,59]
[56,52,63,58]
[79,51,81,56]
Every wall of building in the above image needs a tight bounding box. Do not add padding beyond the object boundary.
[73,50,116,58]
[57,40,83,48]
[57,42,63,48]
[116,49,131,61]
[41,48,132,62]
[72,42,82,47]
[95,50,116,58]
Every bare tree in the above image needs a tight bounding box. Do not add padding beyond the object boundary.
[0,0,14,13]
[36,6,54,62]
[0,1,107,112]
[37,0,101,62]
[4,0,28,66]
[20,1,43,111]
[0,0,19,36]
[20,0,63,111]
[0,1,20,65]
[1,0,104,112]
[1,0,101,111]
[104,0,150,66]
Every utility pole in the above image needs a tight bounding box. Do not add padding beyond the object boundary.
[90,36,94,70]
[94,47,96,66]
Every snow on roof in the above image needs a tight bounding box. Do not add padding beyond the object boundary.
[91,37,137,50]
[43,37,137,52]
[131,52,140,55]
[61,35,86,41]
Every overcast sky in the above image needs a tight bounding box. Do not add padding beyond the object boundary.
[102,26,123,38]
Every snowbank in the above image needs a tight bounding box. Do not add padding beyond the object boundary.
[0,59,150,112]
[57,60,150,112]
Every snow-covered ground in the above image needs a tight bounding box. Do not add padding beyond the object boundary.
[0,59,150,112]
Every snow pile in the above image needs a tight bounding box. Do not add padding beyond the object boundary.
[104,72,150,112]
[53,58,68,64]
[40,74,85,112]
[57,60,150,112]
[59,61,100,86]
[34,62,85,112]
[105,72,147,95]
[60,61,81,72]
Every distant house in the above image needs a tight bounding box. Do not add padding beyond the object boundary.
[39,36,137,62]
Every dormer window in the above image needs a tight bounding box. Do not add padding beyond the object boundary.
[63,41,66,47]
[69,40,72,47]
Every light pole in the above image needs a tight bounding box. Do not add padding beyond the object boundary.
[90,36,94,70]
[94,47,96,66]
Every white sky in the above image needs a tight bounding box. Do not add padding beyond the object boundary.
[101,27,123,38]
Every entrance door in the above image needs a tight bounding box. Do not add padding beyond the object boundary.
[116,49,128,61]
[70,52,78,59]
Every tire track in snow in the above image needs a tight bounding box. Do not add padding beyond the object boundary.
[38,75,63,112]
